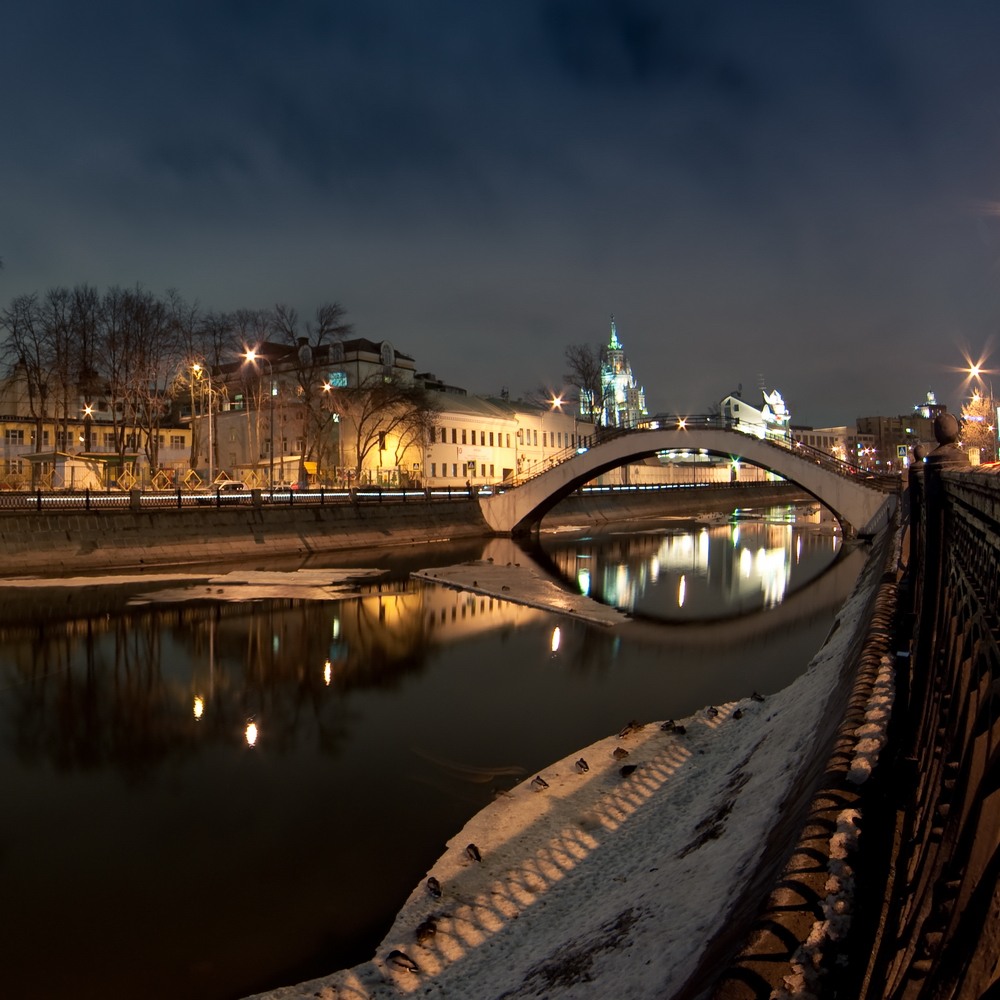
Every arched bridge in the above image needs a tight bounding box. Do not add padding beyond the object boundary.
[480,426,898,537]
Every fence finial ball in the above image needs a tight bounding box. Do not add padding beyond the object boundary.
[934,413,961,446]
[927,412,969,468]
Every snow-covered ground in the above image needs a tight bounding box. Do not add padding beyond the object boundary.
[248,555,890,1000]
[0,568,388,605]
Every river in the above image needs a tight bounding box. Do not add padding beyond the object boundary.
[0,502,866,1000]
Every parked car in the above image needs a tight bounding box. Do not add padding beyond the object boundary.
[196,481,250,505]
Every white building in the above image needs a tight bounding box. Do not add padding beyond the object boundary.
[720,388,792,443]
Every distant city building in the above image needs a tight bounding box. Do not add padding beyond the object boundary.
[791,426,877,468]
[856,408,940,472]
[914,389,947,421]
[580,317,648,428]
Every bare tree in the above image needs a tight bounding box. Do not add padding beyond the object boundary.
[0,293,51,484]
[96,286,181,479]
[564,343,605,426]
[324,374,436,485]
[39,287,76,454]
[271,302,352,485]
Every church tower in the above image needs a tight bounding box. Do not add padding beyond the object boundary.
[598,315,647,428]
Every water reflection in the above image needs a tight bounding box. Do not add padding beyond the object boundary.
[0,504,858,1000]
[541,504,841,620]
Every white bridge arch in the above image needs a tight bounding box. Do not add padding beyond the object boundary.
[479,427,897,537]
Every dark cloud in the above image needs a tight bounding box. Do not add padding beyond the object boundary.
[3,1,1000,424]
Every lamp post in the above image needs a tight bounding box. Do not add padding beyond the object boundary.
[244,349,275,487]
[82,404,93,453]
[321,380,343,486]
[191,363,215,485]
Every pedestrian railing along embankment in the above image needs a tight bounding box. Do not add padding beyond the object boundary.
[0,485,484,512]
[848,462,1000,998]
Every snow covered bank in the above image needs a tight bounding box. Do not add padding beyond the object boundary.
[248,539,892,1000]
[412,559,629,627]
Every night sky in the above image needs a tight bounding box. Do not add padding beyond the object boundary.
[4,1,1000,426]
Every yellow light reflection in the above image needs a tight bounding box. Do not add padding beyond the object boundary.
[577,569,591,595]
[245,721,259,747]
[677,574,686,608]
[323,659,332,686]
[193,696,204,721]
[550,627,561,654]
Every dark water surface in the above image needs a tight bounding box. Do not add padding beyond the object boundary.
[0,504,863,1000]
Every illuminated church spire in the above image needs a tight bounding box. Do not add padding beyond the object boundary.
[597,315,647,428]
[609,314,621,350]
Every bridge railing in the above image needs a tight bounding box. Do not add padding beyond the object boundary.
[853,462,1000,997]
[0,485,488,512]
[493,418,900,495]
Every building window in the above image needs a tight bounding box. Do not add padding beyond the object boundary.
[431,463,437,477]
[461,429,467,445]
[452,428,457,444]
[4,429,24,444]
[490,464,494,477]
[543,432,547,448]
[506,434,511,448]
[452,463,457,477]
[533,430,538,446]
[489,432,494,446]
[480,431,485,446]
[440,427,446,444]
[517,429,523,444]
[481,463,486,477]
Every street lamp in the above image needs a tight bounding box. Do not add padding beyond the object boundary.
[321,380,343,485]
[191,363,215,485]
[244,349,275,487]
[82,404,93,453]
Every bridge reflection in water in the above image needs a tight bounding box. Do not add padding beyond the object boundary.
[537,504,844,622]
[0,504,859,1000]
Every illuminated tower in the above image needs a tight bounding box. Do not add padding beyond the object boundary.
[598,316,647,428]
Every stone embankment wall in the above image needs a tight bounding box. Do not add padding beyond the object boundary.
[0,499,488,576]
[0,482,810,577]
